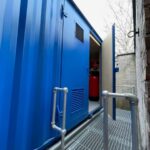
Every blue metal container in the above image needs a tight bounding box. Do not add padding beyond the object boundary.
[0,0,104,149]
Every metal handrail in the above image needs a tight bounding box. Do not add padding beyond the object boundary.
[51,87,68,150]
[102,90,138,150]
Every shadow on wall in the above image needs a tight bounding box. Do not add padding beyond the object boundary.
[116,98,130,110]
[115,53,136,110]
[116,85,136,110]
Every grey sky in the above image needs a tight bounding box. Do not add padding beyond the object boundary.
[73,0,131,38]
[73,0,111,39]
[73,0,133,54]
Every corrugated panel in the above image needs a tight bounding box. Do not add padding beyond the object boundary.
[0,0,62,149]
[71,89,84,113]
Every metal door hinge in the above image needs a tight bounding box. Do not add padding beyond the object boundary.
[61,5,67,18]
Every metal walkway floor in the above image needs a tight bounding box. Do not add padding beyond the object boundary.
[66,109,132,150]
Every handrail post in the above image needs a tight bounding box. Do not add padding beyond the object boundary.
[61,88,68,150]
[130,100,138,150]
[52,90,57,128]
[103,91,109,150]
[102,91,138,150]
[51,87,68,150]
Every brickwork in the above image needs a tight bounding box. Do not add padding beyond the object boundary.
[144,1,150,143]
[136,0,150,149]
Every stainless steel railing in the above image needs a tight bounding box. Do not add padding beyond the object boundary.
[102,90,138,150]
[51,87,68,150]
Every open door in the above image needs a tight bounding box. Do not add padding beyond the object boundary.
[102,25,116,120]
[88,34,102,113]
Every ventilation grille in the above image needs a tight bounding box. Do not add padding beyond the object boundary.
[71,89,84,113]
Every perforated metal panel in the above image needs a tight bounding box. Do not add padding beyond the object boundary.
[71,89,84,113]
[66,109,132,150]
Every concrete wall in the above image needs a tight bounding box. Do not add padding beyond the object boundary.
[116,53,136,110]
[135,0,150,149]
[116,53,136,93]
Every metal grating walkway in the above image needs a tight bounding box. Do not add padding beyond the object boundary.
[66,109,132,150]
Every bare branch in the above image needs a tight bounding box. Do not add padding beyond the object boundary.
[104,0,134,54]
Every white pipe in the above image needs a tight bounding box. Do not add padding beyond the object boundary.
[51,90,57,127]
[102,90,138,103]
[51,87,68,150]
[102,90,138,150]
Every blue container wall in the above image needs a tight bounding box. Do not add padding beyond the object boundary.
[60,1,90,130]
[0,0,21,149]
[0,0,64,149]
[0,0,102,150]
[60,0,102,131]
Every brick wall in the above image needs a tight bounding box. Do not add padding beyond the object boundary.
[136,0,150,149]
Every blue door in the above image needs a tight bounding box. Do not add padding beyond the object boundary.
[59,1,89,130]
